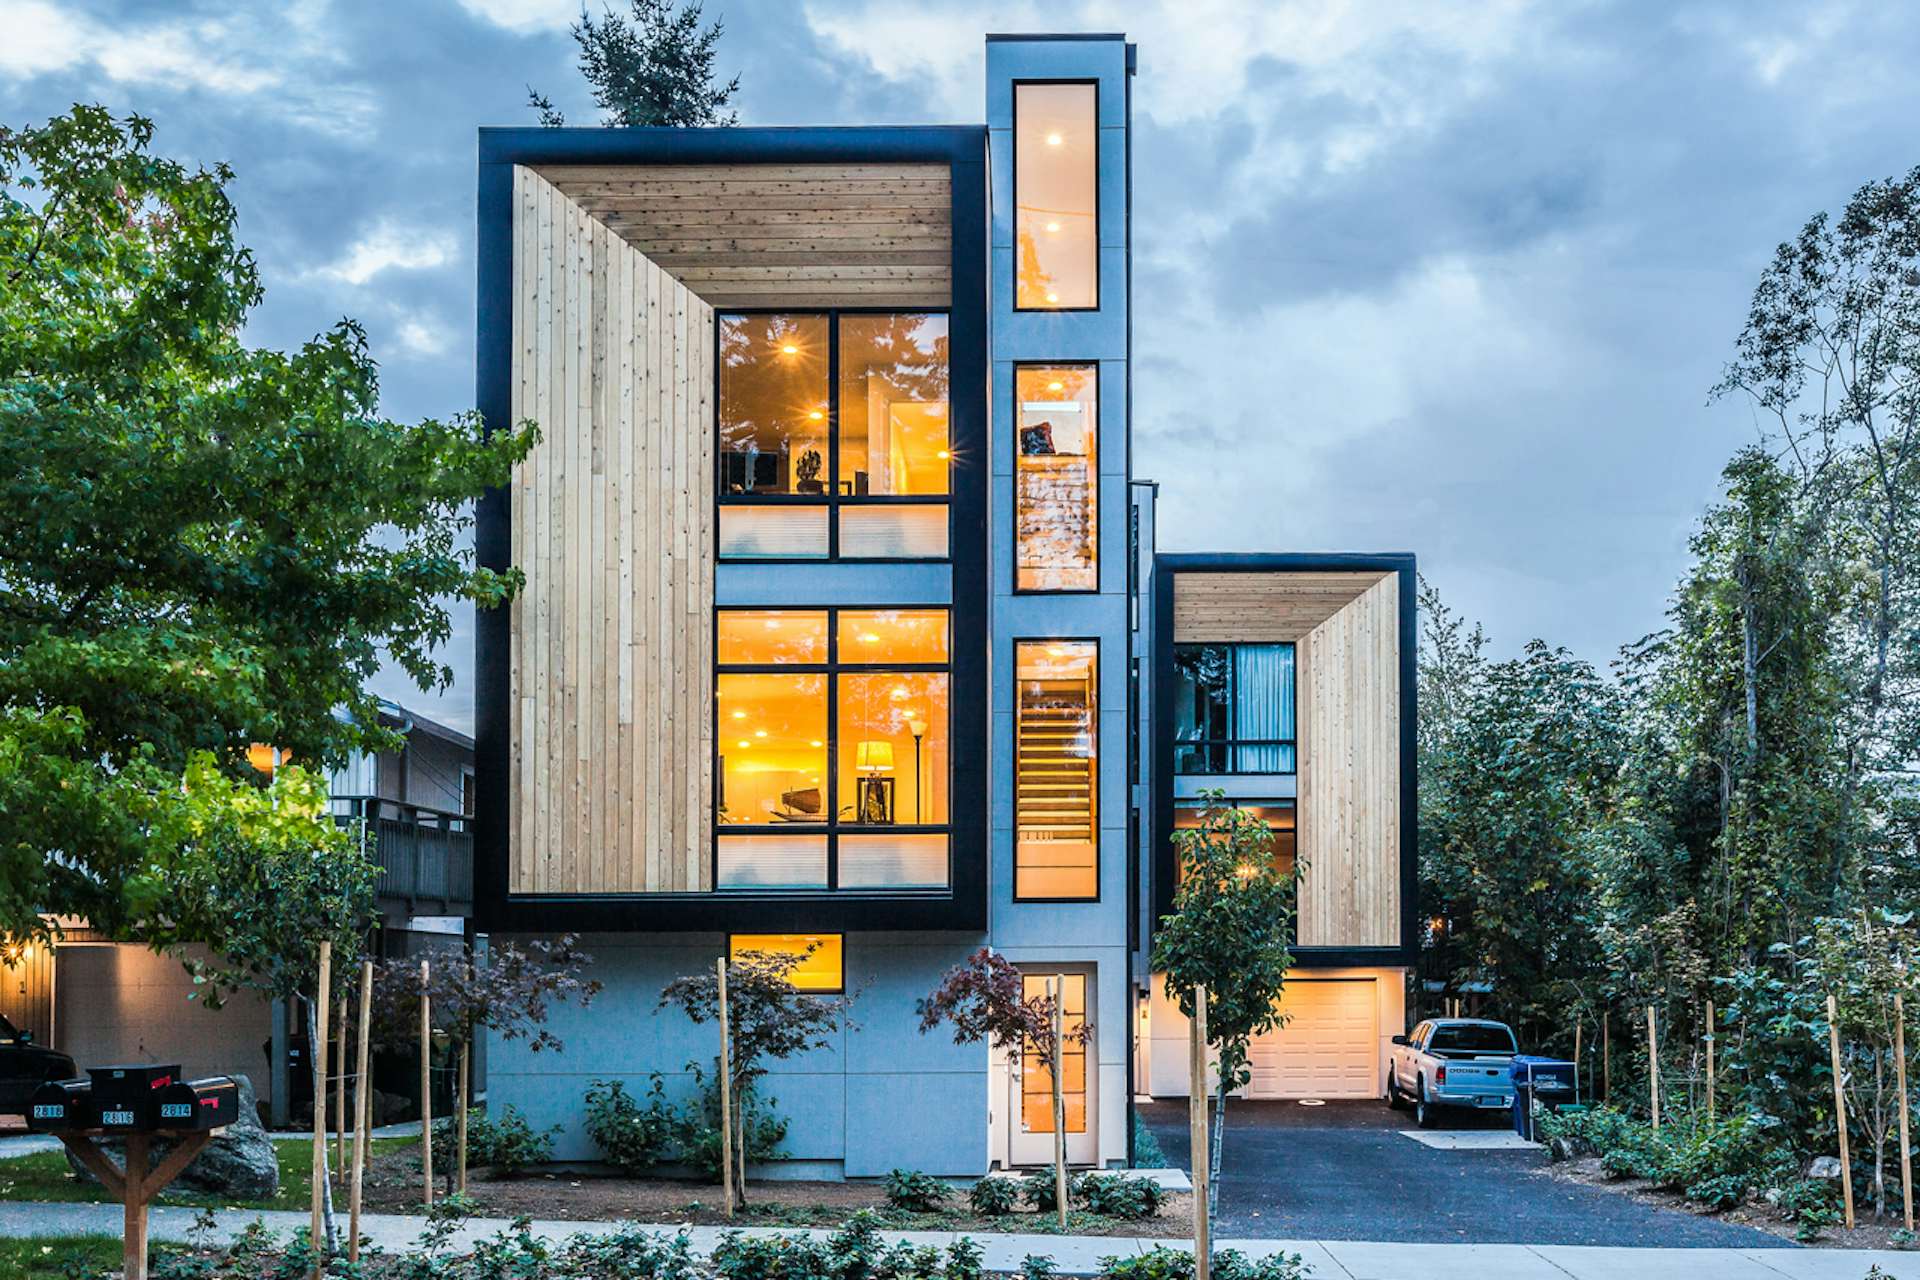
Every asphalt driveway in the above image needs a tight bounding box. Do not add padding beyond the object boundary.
[1138,1099,1786,1247]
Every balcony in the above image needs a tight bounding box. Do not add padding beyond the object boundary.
[333,797,473,915]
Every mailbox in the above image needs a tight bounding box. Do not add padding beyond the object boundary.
[26,1078,94,1133]
[88,1063,181,1131]
[151,1077,239,1131]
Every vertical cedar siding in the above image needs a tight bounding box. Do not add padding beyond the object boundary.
[509,166,716,894]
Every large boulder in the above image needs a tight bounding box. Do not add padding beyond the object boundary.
[67,1073,280,1200]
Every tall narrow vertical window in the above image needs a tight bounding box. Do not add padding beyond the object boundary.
[1014,640,1098,900]
[1015,366,1098,591]
[1014,82,1098,309]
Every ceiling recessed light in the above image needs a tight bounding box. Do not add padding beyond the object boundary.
[732,709,746,720]
[807,410,824,421]
[1047,645,1066,656]
[781,344,799,355]
[860,633,880,643]
[737,739,750,749]
[810,739,822,747]
[1047,380,1064,392]
[1045,221,1061,233]
[1045,292,1059,303]
[937,450,950,460]
[890,686,909,699]
[1045,132,1063,146]
[754,729,768,738]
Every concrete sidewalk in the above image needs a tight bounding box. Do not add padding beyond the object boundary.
[0,1202,1906,1279]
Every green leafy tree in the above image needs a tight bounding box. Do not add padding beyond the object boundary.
[529,0,740,127]
[0,106,535,949]
[1150,792,1299,1210]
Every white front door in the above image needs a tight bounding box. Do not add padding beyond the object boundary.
[1007,970,1097,1167]
[1244,978,1379,1099]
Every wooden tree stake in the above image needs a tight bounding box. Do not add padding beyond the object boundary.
[1897,991,1913,1233]
[1574,1020,1584,1104]
[1705,999,1716,1120]
[1050,977,1069,1231]
[455,1041,471,1196]
[1646,1005,1660,1130]
[349,958,372,1262]
[1602,1009,1611,1101]
[420,957,433,1208]
[335,997,348,1181]
[312,940,331,1275]
[717,956,735,1218]
[1189,983,1210,1280]
[1829,993,1855,1229]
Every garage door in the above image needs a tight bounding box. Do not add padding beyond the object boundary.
[54,945,272,1088]
[1244,978,1378,1099]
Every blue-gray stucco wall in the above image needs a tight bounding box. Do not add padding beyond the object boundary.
[486,932,989,1176]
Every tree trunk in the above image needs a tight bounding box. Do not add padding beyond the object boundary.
[306,1001,337,1252]
[1210,1072,1229,1216]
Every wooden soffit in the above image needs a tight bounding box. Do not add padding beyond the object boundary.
[532,162,953,310]
[1173,571,1392,643]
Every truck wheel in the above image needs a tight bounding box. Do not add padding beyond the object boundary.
[1385,1071,1407,1110]
[1415,1080,1441,1130]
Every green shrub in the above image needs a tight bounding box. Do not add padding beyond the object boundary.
[827,1212,887,1280]
[1020,1256,1059,1280]
[672,1060,788,1184]
[1097,1245,1310,1280]
[1777,1178,1841,1241]
[431,1104,559,1174]
[967,1176,1021,1216]
[558,1225,702,1280]
[1132,1113,1170,1169]
[712,1229,827,1280]
[882,1168,951,1212]
[944,1238,984,1280]
[584,1078,677,1173]
[1019,1169,1061,1211]
[1074,1172,1168,1219]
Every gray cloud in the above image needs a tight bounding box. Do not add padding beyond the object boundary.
[5,0,1918,733]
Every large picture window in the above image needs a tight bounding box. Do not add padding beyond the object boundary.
[718,312,949,560]
[1015,365,1098,592]
[1173,642,1296,773]
[716,608,950,891]
[1014,640,1098,900]
[1014,82,1098,310]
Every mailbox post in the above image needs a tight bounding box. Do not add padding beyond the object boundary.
[29,1066,238,1280]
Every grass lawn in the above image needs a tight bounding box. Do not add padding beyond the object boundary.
[0,1235,121,1279]
[0,1136,416,1213]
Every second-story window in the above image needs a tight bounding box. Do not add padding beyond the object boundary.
[1014,81,1098,309]
[717,311,949,561]
[1015,365,1098,591]
[1173,642,1296,774]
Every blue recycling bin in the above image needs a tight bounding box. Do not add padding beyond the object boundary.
[1510,1055,1578,1140]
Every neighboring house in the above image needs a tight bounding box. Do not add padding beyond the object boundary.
[0,700,476,1125]
[472,32,1415,1175]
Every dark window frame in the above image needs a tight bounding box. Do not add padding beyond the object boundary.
[1010,78,1102,314]
[1171,641,1297,775]
[1012,634,1102,903]
[713,605,953,894]
[716,307,953,564]
[1011,360,1101,595]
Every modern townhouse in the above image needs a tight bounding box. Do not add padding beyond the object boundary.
[472,31,1416,1177]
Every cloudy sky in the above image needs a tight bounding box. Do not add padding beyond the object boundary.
[6,0,1917,733]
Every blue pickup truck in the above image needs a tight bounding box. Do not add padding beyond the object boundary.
[1386,1018,1517,1129]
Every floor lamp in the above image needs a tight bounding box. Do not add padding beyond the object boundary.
[908,719,927,822]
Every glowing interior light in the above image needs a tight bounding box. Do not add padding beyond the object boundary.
[1045,221,1061,233]
[1047,381,1064,392]
[781,344,799,355]
[1046,132,1063,146]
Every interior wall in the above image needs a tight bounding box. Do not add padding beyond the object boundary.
[1296,573,1401,947]
[509,166,718,895]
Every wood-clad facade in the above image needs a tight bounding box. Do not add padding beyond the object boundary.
[473,124,991,934]
[506,167,716,896]
[1153,555,1417,965]
[1295,573,1400,948]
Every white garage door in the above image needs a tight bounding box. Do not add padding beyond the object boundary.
[1244,978,1378,1099]
[54,945,272,1090]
